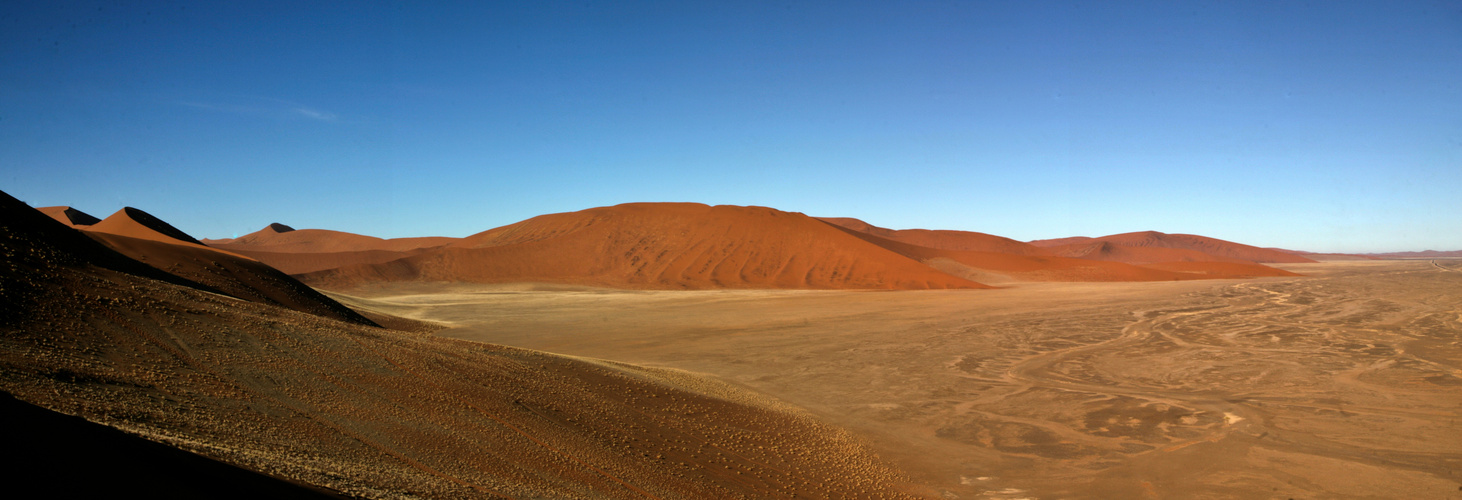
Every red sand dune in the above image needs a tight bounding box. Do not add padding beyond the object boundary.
[204,224,460,275]
[36,206,102,227]
[1031,231,1316,263]
[831,225,1298,281]
[303,203,989,290]
[79,207,375,326]
[830,225,1199,282]
[87,207,206,245]
[820,217,1045,255]
[208,223,458,253]
[1040,240,1254,264]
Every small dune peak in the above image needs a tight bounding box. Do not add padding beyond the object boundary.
[267,223,296,233]
[36,206,102,227]
[99,207,204,245]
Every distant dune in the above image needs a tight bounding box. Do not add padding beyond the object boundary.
[828,224,1295,281]
[303,203,989,290]
[1366,249,1462,259]
[218,247,441,275]
[819,217,1045,255]
[1039,240,1252,264]
[204,224,460,275]
[208,224,458,253]
[36,205,102,227]
[1031,231,1316,264]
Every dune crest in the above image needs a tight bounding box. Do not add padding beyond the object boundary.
[36,206,102,227]
[88,207,205,245]
[210,225,457,254]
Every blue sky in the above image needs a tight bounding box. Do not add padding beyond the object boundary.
[2,1,1458,252]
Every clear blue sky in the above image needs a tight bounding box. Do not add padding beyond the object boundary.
[3,1,1458,252]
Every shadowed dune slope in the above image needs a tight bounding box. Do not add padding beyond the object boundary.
[303,203,989,290]
[36,205,102,227]
[1031,231,1315,263]
[0,392,343,499]
[0,191,233,319]
[819,217,1044,255]
[209,224,458,253]
[84,231,379,326]
[832,225,1298,281]
[0,196,920,499]
[63,206,377,326]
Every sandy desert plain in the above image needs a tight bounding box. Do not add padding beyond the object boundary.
[3,193,1461,499]
[332,260,1462,499]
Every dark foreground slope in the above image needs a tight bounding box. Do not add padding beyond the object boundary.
[0,391,342,499]
[0,191,918,499]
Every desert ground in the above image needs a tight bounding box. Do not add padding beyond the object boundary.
[330,260,1462,499]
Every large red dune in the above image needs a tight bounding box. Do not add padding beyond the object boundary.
[1031,231,1316,264]
[36,205,102,227]
[78,207,376,326]
[302,203,990,290]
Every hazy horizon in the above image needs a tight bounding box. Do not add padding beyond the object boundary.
[4,2,1458,253]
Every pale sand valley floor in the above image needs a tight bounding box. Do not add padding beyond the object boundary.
[329,260,1462,499]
